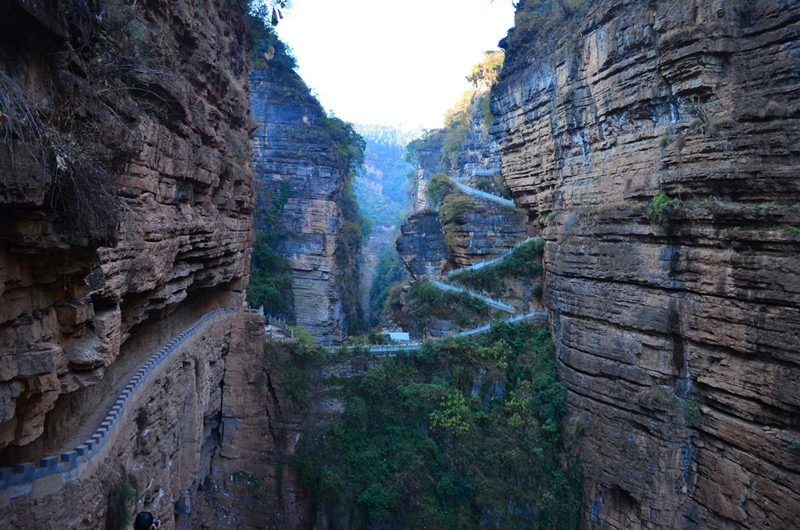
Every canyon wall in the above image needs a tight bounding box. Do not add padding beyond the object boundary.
[0,311,260,529]
[0,0,257,526]
[493,0,800,527]
[189,316,310,529]
[250,66,359,345]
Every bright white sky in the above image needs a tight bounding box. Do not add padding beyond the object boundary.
[276,0,516,131]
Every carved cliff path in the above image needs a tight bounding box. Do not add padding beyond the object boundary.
[428,278,516,313]
[452,178,517,208]
[445,237,536,276]
[0,309,241,493]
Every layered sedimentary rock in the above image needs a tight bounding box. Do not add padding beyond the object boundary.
[493,0,800,527]
[0,310,257,528]
[442,204,529,269]
[0,0,255,523]
[250,70,353,345]
[397,211,449,279]
[398,74,529,276]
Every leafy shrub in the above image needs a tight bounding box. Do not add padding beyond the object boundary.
[247,230,294,315]
[440,92,472,168]
[270,339,323,407]
[686,399,703,428]
[647,192,677,228]
[368,245,408,328]
[429,389,472,436]
[440,194,475,225]
[247,14,299,78]
[468,50,505,87]
[636,385,679,411]
[450,238,545,296]
[106,481,136,530]
[411,278,441,306]
[405,279,491,332]
[425,172,455,207]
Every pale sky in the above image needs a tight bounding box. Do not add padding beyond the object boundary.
[275,0,516,130]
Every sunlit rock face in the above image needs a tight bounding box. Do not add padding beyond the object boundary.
[0,0,254,454]
[493,0,800,527]
[250,71,352,345]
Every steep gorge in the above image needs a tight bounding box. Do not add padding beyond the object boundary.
[2,0,799,527]
[398,59,530,278]
[492,0,800,527]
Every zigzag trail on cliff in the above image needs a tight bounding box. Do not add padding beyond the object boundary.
[346,224,546,356]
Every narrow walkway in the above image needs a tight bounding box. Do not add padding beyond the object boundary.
[446,237,537,277]
[327,309,549,356]
[453,180,516,208]
[429,278,515,313]
[471,167,502,177]
[453,310,548,337]
[1,308,243,494]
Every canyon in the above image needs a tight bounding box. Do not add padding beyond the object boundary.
[0,0,798,528]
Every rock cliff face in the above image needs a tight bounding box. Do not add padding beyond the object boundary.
[397,212,449,279]
[0,0,256,525]
[0,0,253,456]
[493,0,800,527]
[189,317,310,529]
[250,69,357,345]
[0,311,258,528]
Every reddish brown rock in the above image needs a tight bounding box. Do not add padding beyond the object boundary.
[0,311,253,529]
[189,315,310,529]
[0,0,253,460]
[494,0,800,527]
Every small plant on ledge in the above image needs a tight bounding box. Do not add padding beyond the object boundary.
[647,192,677,230]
